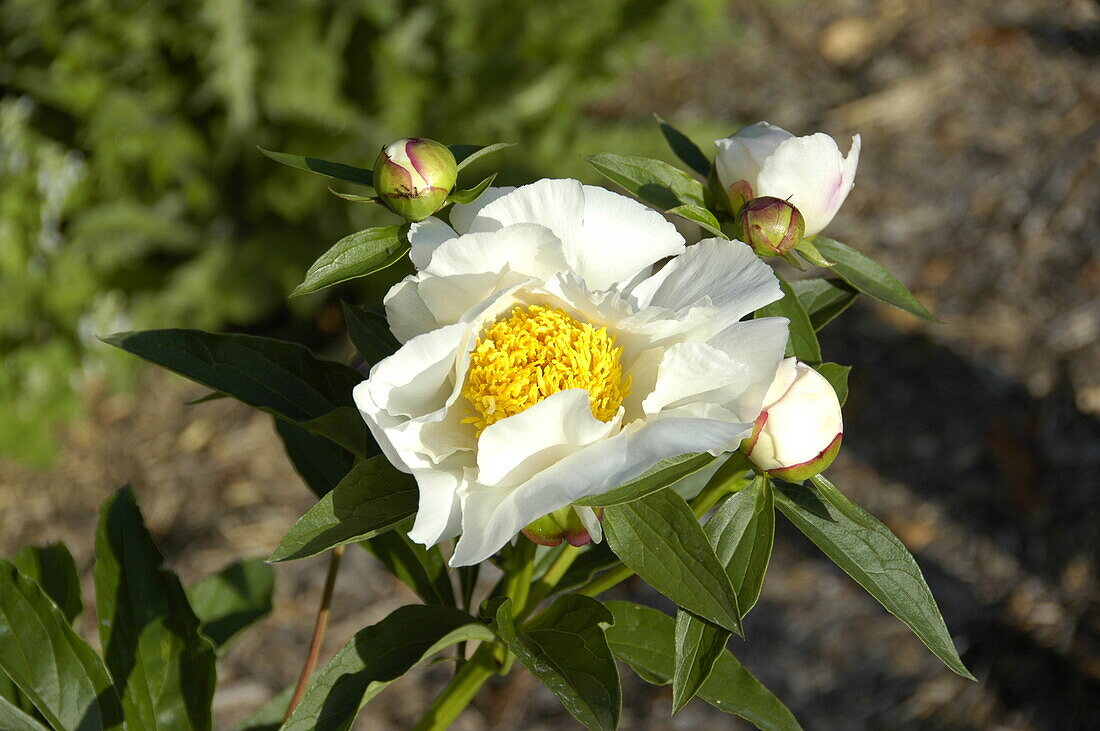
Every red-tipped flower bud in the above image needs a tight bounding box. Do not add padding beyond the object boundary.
[522,506,603,548]
[739,196,806,257]
[742,358,843,482]
[373,138,457,222]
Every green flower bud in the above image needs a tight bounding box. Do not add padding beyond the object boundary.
[373,138,457,222]
[522,506,603,548]
[738,196,806,257]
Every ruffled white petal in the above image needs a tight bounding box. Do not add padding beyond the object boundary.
[384,275,438,344]
[449,186,517,235]
[365,323,465,419]
[713,121,793,193]
[705,317,791,421]
[756,133,860,236]
[407,217,458,270]
[407,457,466,545]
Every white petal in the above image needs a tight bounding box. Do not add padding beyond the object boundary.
[630,238,782,329]
[366,323,465,419]
[449,186,517,234]
[352,380,410,471]
[424,224,567,280]
[407,456,467,545]
[408,217,458,270]
[568,185,684,291]
[574,505,603,543]
[384,275,438,344]
[756,133,859,236]
[713,122,794,191]
[476,389,621,487]
[705,317,790,421]
[449,416,747,566]
[466,179,585,242]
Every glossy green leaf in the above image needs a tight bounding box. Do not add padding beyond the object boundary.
[291,225,409,297]
[327,187,381,204]
[575,453,715,507]
[605,601,801,730]
[447,172,497,204]
[672,610,728,713]
[0,560,122,731]
[494,596,621,731]
[756,273,821,363]
[812,237,937,321]
[187,558,275,652]
[12,543,82,624]
[341,302,399,367]
[94,487,216,730]
[813,362,851,406]
[0,693,47,731]
[793,237,835,268]
[450,142,516,172]
[258,148,374,188]
[789,278,859,331]
[707,475,775,616]
[103,329,370,456]
[275,419,356,498]
[361,519,455,606]
[666,204,727,239]
[584,153,707,209]
[282,606,495,731]
[604,489,742,635]
[554,543,620,593]
[654,114,710,177]
[232,686,292,731]
[270,456,418,562]
[774,481,974,679]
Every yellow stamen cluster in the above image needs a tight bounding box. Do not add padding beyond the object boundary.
[462,305,630,434]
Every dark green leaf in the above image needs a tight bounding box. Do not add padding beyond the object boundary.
[360,519,455,606]
[447,173,497,204]
[269,456,418,562]
[707,476,775,616]
[605,601,801,730]
[275,419,356,498]
[665,204,727,239]
[0,560,122,731]
[327,187,381,204]
[282,606,495,731]
[258,148,374,188]
[812,237,937,321]
[584,153,707,209]
[450,142,516,172]
[187,558,275,652]
[94,487,216,730]
[603,490,742,635]
[291,225,409,297]
[494,596,621,731]
[575,453,715,507]
[12,543,82,624]
[672,610,728,713]
[0,693,47,731]
[554,543,620,593]
[654,114,710,177]
[756,273,821,363]
[813,363,851,406]
[341,302,399,367]
[103,329,370,456]
[232,686,292,731]
[774,481,974,679]
[789,278,859,331]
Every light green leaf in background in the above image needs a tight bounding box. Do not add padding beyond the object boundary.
[584,153,707,210]
[291,225,409,297]
[187,558,275,652]
[789,278,859,331]
[812,237,937,321]
[12,543,83,624]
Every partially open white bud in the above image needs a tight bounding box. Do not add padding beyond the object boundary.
[742,358,843,482]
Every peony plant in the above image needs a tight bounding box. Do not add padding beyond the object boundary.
[0,123,969,731]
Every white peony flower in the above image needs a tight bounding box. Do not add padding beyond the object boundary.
[354,179,789,566]
[741,358,843,482]
[714,122,861,237]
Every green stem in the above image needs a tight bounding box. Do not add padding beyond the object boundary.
[517,543,580,621]
[576,564,634,597]
[412,645,497,731]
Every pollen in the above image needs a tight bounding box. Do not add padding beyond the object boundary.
[462,305,631,434]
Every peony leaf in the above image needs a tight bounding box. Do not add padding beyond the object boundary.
[0,693,47,731]
[447,172,497,204]
[449,142,516,172]
[494,596,621,731]
[258,147,374,188]
[707,475,775,617]
[12,543,82,624]
[813,362,851,406]
[604,489,742,635]
[671,610,728,714]
[232,686,292,731]
[274,419,355,498]
[811,237,937,321]
[605,601,802,729]
[291,225,409,297]
[187,558,275,653]
[774,480,975,679]
[360,519,455,607]
[269,456,418,562]
[93,487,217,730]
[654,114,711,177]
[340,301,399,367]
[584,153,707,210]
[755,273,822,363]
[789,278,859,331]
[282,606,496,731]
[575,453,715,507]
[665,204,727,239]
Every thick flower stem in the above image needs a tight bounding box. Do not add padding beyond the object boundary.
[577,564,634,597]
[412,645,497,731]
[283,544,344,721]
[517,544,580,622]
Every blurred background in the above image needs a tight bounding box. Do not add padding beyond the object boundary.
[1,0,1098,728]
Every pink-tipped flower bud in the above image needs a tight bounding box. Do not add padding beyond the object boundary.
[742,358,843,482]
[522,506,603,548]
[373,138,457,221]
[739,196,806,257]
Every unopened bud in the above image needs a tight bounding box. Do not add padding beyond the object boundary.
[373,138,457,221]
[522,506,603,548]
[739,196,806,257]
[741,358,843,483]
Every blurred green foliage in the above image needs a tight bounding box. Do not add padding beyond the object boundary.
[0,0,733,464]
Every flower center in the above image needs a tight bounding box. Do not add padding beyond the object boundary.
[462,305,630,434]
